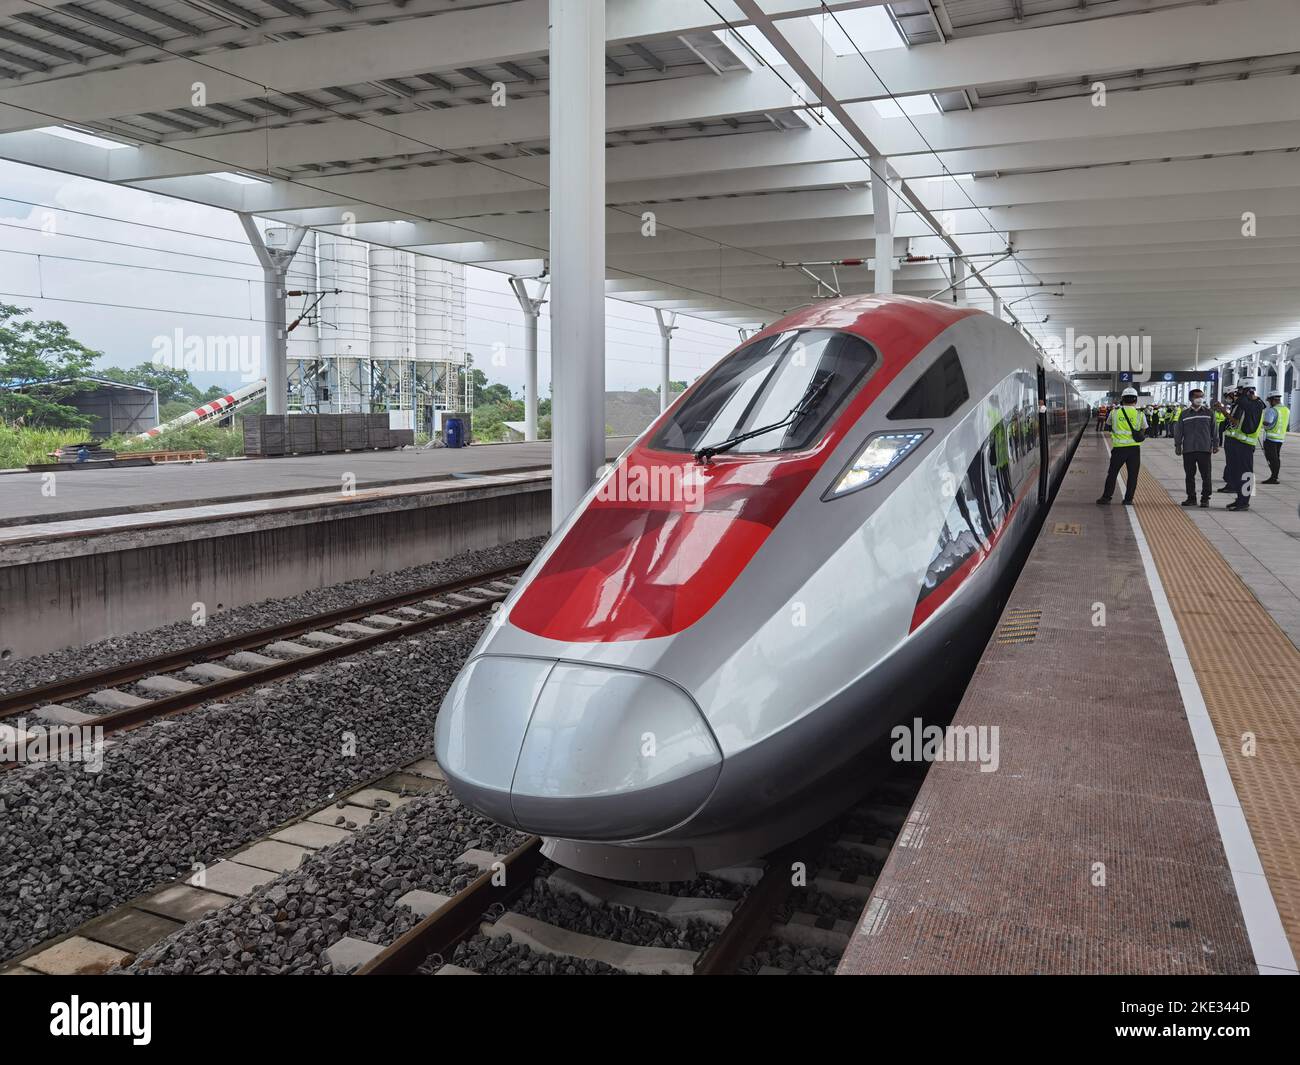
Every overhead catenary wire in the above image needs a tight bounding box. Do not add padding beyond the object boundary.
[0,285,717,380]
[8,0,1020,335]
[9,0,991,321]
[11,0,788,318]
[812,2,1049,338]
[0,274,720,369]
[0,237,729,369]
[710,0,1047,342]
[0,198,742,348]
[0,108,771,323]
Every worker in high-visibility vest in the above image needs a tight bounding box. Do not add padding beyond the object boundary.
[1222,380,1267,511]
[1097,387,1147,506]
[1217,391,1238,492]
[1261,389,1290,485]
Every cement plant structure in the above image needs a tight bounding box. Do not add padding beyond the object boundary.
[269,227,471,433]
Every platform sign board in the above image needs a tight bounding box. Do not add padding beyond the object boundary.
[1122,370,1218,383]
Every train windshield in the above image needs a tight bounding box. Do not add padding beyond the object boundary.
[650,329,876,455]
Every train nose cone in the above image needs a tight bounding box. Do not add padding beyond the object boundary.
[435,656,722,841]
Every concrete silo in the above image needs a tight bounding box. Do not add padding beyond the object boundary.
[274,233,468,430]
[414,255,470,433]
[368,246,417,420]
[316,232,371,412]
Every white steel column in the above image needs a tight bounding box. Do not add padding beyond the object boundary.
[992,295,1003,320]
[654,309,677,412]
[870,157,896,295]
[549,0,605,528]
[509,276,548,441]
[240,214,306,417]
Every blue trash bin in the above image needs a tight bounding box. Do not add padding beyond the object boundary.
[444,417,466,448]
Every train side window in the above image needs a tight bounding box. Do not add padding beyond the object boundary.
[887,346,969,420]
[919,488,983,603]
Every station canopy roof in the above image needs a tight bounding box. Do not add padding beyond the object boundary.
[1,0,1298,371]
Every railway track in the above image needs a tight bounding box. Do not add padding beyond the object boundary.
[358,772,923,976]
[5,746,922,976]
[0,564,525,765]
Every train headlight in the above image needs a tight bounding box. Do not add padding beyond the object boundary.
[825,430,929,498]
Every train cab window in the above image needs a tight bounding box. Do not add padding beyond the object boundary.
[887,346,969,420]
[649,329,876,455]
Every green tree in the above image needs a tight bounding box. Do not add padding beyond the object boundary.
[471,397,524,441]
[98,363,202,406]
[479,382,512,405]
[0,303,101,429]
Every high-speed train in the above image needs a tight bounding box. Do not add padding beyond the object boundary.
[435,295,1088,879]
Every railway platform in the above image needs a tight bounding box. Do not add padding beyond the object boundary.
[0,439,631,660]
[839,432,1300,975]
[0,438,632,527]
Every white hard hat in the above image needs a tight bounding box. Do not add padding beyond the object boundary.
[1238,379,1257,391]
[1268,390,1283,399]
[1121,387,1138,398]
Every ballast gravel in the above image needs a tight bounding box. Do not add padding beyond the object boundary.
[0,537,543,695]
[430,871,742,976]
[744,936,843,975]
[122,791,528,975]
[0,603,495,965]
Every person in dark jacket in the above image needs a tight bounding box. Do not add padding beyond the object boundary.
[1171,389,1217,507]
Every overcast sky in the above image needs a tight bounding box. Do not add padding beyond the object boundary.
[0,158,743,398]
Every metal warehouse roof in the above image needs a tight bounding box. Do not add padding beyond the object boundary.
[1,0,1298,369]
[0,375,157,394]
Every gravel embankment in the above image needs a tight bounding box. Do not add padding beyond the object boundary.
[0,606,491,965]
[0,537,543,695]
[123,791,528,975]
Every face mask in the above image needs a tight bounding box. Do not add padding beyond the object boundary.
[1191,398,1203,407]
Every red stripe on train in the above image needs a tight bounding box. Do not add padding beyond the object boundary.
[510,297,979,643]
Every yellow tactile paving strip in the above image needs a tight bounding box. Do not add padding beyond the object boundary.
[1133,468,1300,961]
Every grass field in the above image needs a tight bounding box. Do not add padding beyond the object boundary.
[1,421,246,469]
[0,425,94,469]
[107,422,245,459]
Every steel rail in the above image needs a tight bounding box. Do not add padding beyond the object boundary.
[357,836,546,975]
[0,562,526,718]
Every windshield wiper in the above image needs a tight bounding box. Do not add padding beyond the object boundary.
[694,372,832,464]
